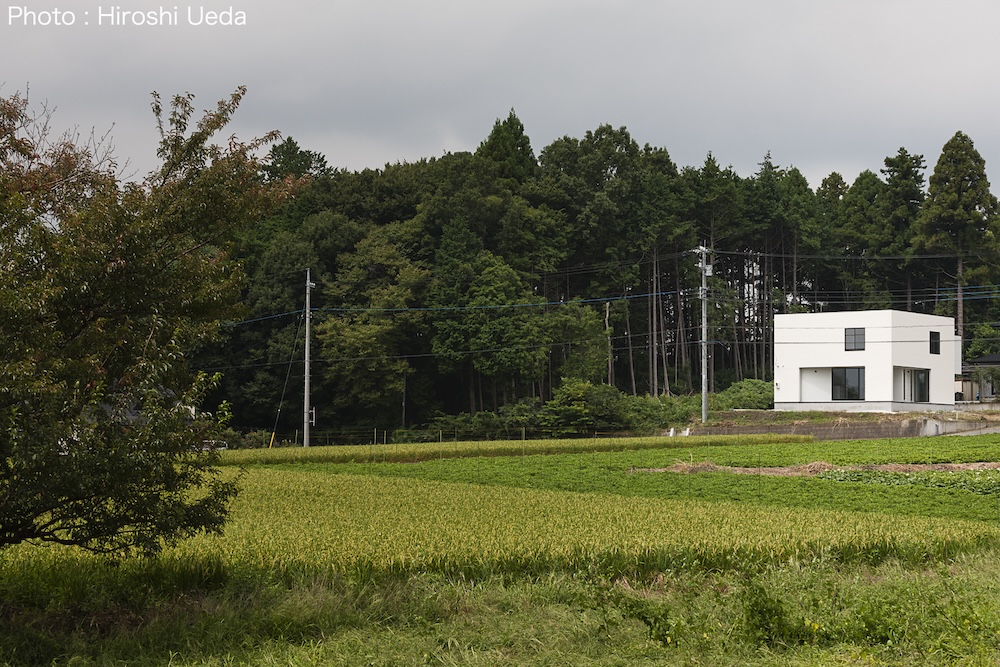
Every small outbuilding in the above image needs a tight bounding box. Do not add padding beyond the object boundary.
[958,352,1000,403]
[773,309,960,412]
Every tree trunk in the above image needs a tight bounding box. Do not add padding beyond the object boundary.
[675,264,689,390]
[732,299,744,383]
[477,371,484,414]
[468,361,476,415]
[625,300,637,396]
[658,259,670,395]
[605,301,613,386]
[957,253,965,345]
[792,238,799,308]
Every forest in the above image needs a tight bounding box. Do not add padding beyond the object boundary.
[198,112,1000,440]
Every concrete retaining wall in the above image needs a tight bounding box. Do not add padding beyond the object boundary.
[690,418,992,441]
[956,401,1000,412]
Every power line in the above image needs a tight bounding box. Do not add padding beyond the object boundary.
[223,309,303,326]
[711,248,964,261]
[220,289,686,326]
[220,271,1000,325]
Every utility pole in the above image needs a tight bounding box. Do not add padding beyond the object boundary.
[303,268,316,447]
[699,246,711,423]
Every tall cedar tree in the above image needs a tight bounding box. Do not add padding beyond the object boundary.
[917,131,999,343]
[880,148,926,310]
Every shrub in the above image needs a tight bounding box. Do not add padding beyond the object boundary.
[654,394,702,425]
[540,379,630,435]
[714,379,774,410]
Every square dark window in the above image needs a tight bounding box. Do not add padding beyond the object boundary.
[845,328,865,351]
[930,331,941,355]
[832,367,865,400]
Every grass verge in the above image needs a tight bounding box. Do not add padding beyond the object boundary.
[4,549,1000,665]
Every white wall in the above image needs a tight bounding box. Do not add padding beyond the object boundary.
[886,310,960,406]
[799,367,831,402]
[774,310,891,403]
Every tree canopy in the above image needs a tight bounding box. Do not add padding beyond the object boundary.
[916,131,999,342]
[197,111,1000,438]
[0,88,281,554]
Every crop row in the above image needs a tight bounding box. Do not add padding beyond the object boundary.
[818,468,1000,495]
[165,468,1000,579]
[220,433,812,467]
[699,434,1000,468]
[225,433,1000,472]
[334,457,1000,525]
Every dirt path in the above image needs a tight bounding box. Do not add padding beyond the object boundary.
[633,460,1000,477]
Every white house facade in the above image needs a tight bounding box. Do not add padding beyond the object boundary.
[773,310,960,412]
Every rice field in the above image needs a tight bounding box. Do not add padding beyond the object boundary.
[182,467,1000,579]
[219,433,812,466]
[196,433,1000,579]
[8,433,1000,665]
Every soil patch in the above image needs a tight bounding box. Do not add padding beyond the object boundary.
[633,460,1000,477]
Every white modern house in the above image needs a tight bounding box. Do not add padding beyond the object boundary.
[773,310,961,412]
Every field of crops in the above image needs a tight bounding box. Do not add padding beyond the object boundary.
[173,467,1000,579]
[220,432,813,466]
[259,435,1000,525]
[213,434,1000,575]
[8,432,1000,665]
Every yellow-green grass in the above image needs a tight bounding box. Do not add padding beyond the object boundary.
[156,468,1000,579]
[8,443,1000,666]
[221,433,813,467]
[7,460,997,583]
[12,435,1000,667]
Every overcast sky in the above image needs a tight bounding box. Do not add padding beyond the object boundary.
[4,1,1000,188]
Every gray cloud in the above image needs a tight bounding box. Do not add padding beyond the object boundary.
[4,0,1000,188]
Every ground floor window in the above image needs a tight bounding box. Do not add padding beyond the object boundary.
[832,367,865,400]
[913,369,929,403]
[901,367,930,403]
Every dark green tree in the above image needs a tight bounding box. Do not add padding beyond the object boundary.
[635,145,688,395]
[778,167,819,309]
[839,170,887,308]
[465,252,548,405]
[261,136,330,182]
[428,215,484,413]
[543,302,609,384]
[475,109,538,184]
[916,131,999,342]
[218,231,319,431]
[813,172,848,308]
[685,154,742,249]
[681,156,744,383]
[880,147,926,310]
[739,153,785,376]
[540,125,643,295]
[0,88,280,554]
[315,219,430,427]
[493,194,568,277]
